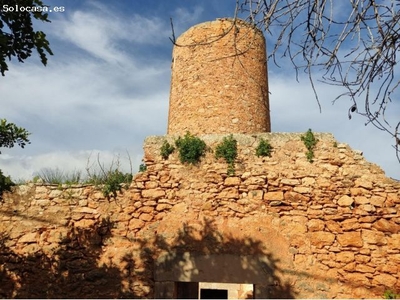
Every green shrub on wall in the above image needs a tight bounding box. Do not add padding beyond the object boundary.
[160,140,175,160]
[175,132,207,164]
[301,129,318,163]
[215,134,238,176]
[384,290,400,299]
[0,170,15,199]
[256,138,273,157]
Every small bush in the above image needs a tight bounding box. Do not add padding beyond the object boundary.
[101,169,133,198]
[160,140,175,160]
[384,290,400,299]
[85,152,134,198]
[215,134,238,176]
[175,132,207,165]
[139,163,147,172]
[0,169,15,199]
[301,129,318,163]
[256,138,273,157]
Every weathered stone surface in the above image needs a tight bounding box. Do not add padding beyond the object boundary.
[307,219,325,232]
[337,195,354,207]
[335,251,355,263]
[371,274,397,287]
[141,189,166,199]
[309,231,335,248]
[337,232,363,247]
[264,191,284,201]
[224,177,241,186]
[1,133,399,299]
[387,234,400,249]
[373,219,400,233]
[18,232,37,243]
[362,230,387,245]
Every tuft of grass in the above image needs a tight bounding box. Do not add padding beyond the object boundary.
[85,152,133,198]
[36,168,83,185]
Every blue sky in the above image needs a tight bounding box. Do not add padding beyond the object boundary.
[0,0,399,180]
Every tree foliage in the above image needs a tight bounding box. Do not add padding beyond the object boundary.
[0,119,30,198]
[237,0,400,161]
[0,118,30,153]
[0,0,53,75]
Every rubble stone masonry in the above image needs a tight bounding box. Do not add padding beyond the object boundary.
[1,133,400,298]
[168,19,271,135]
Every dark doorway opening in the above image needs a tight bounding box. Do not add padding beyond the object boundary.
[200,288,228,299]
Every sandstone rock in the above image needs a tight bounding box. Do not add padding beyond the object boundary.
[18,232,37,243]
[362,229,387,245]
[171,202,187,213]
[325,220,343,233]
[338,195,354,207]
[307,219,325,232]
[139,213,153,222]
[129,218,145,230]
[354,254,370,264]
[341,218,361,231]
[343,272,370,286]
[335,251,355,263]
[293,187,311,194]
[355,178,373,189]
[280,179,300,186]
[141,189,165,199]
[387,234,400,249]
[284,191,309,202]
[156,204,172,211]
[264,191,284,201]
[145,181,159,189]
[371,273,397,287]
[354,196,369,205]
[337,232,363,247]
[370,196,385,207]
[372,219,400,233]
[224,177,241,186]
[217,187,239,199]
[355,264,375,273]
[309,231,335,248]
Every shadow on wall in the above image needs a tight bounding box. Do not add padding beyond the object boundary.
[0,218,138,298]
[0,216,296,298]
[145,219,296,299]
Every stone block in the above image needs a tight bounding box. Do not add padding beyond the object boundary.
[372,273,397,287]
[224,177,241,186]
[141,189,166,199]
[309,231,335,248]
[264,191,284,201]
[387,234,400,249]
[373,219,400,233]
[362,230,387,245]
[335,251,355,263]
[307,219,325,232]
[338,195,354,207]
[337,232,363,247]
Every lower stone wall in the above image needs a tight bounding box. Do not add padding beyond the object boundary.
[1,133,399,298]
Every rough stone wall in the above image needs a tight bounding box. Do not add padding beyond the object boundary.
[168,18,270,135]
[1,133,399,298]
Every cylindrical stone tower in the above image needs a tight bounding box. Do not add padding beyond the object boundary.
[167,18,270,135]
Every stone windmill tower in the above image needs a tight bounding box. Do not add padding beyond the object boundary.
[167,18,271,135]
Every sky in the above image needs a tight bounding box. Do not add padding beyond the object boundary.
[0,0,399,181]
